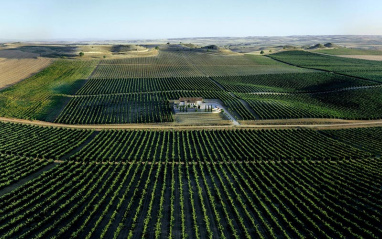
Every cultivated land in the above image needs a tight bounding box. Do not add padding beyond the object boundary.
[0,50,52,90]
[0,40,381,238]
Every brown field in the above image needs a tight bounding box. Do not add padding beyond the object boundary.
[0,50,52,90]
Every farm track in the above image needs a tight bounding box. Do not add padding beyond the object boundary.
[1,116,382,130]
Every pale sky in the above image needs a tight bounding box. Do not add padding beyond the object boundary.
[1,0,381,40]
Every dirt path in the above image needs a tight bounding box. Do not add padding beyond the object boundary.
[2,116,382,130]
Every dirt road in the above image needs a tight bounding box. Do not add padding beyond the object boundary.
[1,116,382,130]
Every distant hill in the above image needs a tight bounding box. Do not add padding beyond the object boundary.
[324,43,339,48]
[202,45,219,50]
[307,43,325,50]
[111,44,147,53]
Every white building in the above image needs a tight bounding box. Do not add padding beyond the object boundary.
[179,97,203,106]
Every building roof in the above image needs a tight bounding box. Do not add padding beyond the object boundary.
[179,97,203,103]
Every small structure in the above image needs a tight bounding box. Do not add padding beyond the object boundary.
[179,97,203,106]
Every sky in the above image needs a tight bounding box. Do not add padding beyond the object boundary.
[0,0,381,40]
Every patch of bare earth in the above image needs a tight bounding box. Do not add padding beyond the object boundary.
[337,55,382,61]
[0,50,53,90]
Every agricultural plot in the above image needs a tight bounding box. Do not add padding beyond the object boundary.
[0,154,51,190]
[269,50,382,82]
[70,129,369,162]
[57,90,254,124]
[213,72,378,93]
[76,76,222,95]
[55,93,173,124]
[237,87,382,120]
[321,127,382,155]
[0,50,52,90]
[0,122,93,159]
[90,51,309,79]
[0,159,380,238]
[0,60,98,121]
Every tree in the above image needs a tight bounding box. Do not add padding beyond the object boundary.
[155,46,159,50]
[79,52,84,57]
[260,50,264,55]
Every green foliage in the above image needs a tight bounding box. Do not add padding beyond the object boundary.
[79,51,84,57]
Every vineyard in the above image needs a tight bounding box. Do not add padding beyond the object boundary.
[236,87,382,120]
[56,90,255,124]
[76,76,222,95]
[0,154,52,190]
[0,122,93,159]
[90,51,307,79]
[321,127,382,155]
[0,159,380,238]
[269,50,382,82]
[213,72,378,93]
[69,129,369,162]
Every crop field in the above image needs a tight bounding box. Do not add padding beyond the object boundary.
[0,155,51,190]
[237,87,382,120]
[56,93,174,124]
[213,72,378,93]
[0,50,53,90]
[269,50,382,82]
[77,76,222,95]
[321,127,382,155]
[90,51,309,79]
[57,90,255,124]
[0,159,380,238]
[69,129,369,162]
[0,122,93,159]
